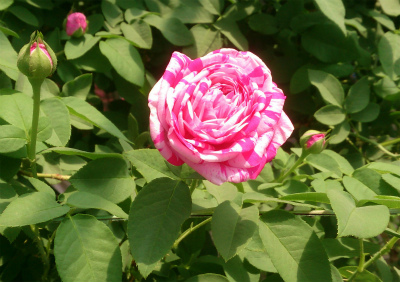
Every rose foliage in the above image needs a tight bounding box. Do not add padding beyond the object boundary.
[0,1,399,282]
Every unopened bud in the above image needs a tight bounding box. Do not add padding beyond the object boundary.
[300,130,327,154]
[66,12,88,37]
[17,31,57,79]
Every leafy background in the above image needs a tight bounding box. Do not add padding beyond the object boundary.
[0,0,400,281]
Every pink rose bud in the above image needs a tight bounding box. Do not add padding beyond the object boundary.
[66,12,88,37]
[17,31,57,79]
[148,49,294,185]
[300,130,327,154]
[306,134,325,148]
[30,43,53,67]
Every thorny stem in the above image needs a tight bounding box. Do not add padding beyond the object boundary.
[380,137,400,147]
[28,78,44,178]
[347,232,400,281]
[30,224,49,281]
[350,132,400,158]
[275,151,309,182]
[19,170,71,180]
[357,239,365,273]
[172,217,212,249]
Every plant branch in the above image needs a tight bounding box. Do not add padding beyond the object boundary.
[348,232,399,281]
[27,78,44,178]
[19,170,71,180]
[30,224,49,281]
[350,133,400,158]
[172,217,212,249]
[380,137,400,147]
[275,151,309,182]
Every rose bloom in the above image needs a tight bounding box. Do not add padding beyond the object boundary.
[149,49,294,185]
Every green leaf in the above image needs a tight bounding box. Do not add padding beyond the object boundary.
[0,192,69,226]
[54,214,122,282]
[0,93,32,134]
[342,176,377,201]
[41,98,71,146]
[42,147,122,160]
[290,66,311,94]
[322,238,380,260]
[0,125,26,153]
[186,274,229,282]
[353,168,398,195]
[302,23,359,63]
[212,201,258,261]
[306,153,342,178]
[124,149,178,182]
[223,255,260,282]
[62,74,92,100]
[345,77,370,113]
[65,34,101,60]
[66,191,128,219]
[69,157,135,203]
[378,32,400,80]
[62,96,130,142]
[214,18,248,51]
[121,21,152,49]
[248,14,278,35]
[350,103,380,122]
[204,181,239,204]
[70,45,112,73]
[259,210,332,282]
[322,150,354,175]
[280,192,330,204]
[143,14,194,46]
[0,25,19,38]
[373,76,400,101]
[101,0,124,27]
[358,195,400,209]
[8,6,39,26]
[379,0,400,17]
[329,120,350,144]
[128,178,191,278]
[35,116,52,142]
[308,70,344,106]
[382,173,400,191]
[183,24,222,58]
[368,10,395,30]
[339,266,382,281]
[345,19,367,38]
[314,105,346,125]
[166,0,214,24]
[0,155,21,181]
[313,0,346,34]
[26,176,55,197]
[0,31,18,80]
[367,162,400,177]
[99,38,144,86]
[326,188,390,238]
[15,75,60,100]
[0,0,13,10]
[199,0,223,15]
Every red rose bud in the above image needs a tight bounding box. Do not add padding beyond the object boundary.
[17,31,57,79]
[66,12,88,37]
[300,130,327,154]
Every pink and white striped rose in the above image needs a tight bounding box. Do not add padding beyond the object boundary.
[149,49,294,185]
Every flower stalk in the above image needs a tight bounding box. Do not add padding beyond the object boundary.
[28,78,43,178]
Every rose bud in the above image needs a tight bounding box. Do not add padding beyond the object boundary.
[17,31,57,79]
[65,12,88,37]
[300,130,327,154]
[148,49,294,185]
